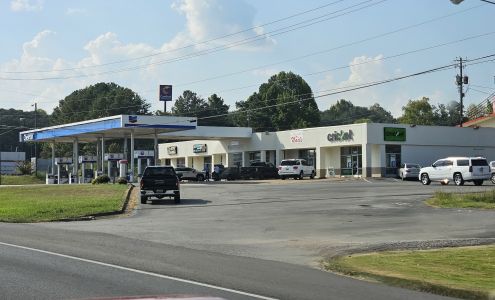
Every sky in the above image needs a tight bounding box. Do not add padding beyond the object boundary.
[0,0,494,117]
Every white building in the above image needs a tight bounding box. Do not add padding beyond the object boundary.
[159,123,495,178]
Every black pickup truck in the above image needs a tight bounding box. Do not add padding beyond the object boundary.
[140,166,180,204]
[240,162,279,179]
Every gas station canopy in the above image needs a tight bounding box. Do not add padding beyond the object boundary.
[19,115,198,143]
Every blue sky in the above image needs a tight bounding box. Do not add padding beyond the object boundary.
[0,0,494,117]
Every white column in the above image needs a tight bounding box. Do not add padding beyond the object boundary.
[73,138,79,183]
[260,150,266,163]
[96,138,100,174]
[362,144,372,178]
[316,147,326,178]
[130,130,135,182]
[154,130,158,166]
[275,149,283,166]
[107,161,111,177]
[101,136,105,175]
[124,137,128,161]
[51,141,55,175]
[225,153,230,167]
[137,159,142,177]
[241,152,246,167]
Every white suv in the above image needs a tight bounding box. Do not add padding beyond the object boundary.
[278,159,315,180]
[419,157,490,186]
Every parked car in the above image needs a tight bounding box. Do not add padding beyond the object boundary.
[140,166,180,204]
[490,161,495,184]
[419,157,490,186]
[278,159,315,180]
[174,167,205,181]
[398,163,421,180]
[240,162,279,179]
[220,166,241,181]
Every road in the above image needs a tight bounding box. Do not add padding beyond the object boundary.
[1,178,492,299]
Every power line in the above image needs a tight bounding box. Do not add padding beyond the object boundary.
[172,4,484,87]
[0,0,347,74]
[10,57,495,136]
[0,0,384,80]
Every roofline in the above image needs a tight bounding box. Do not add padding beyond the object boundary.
[462,113,495,127]
[19,115,122,135]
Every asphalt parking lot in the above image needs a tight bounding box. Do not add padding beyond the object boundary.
[37,177,495,267]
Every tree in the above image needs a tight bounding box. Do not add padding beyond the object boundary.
[171,90,208,117]
[202,94,232,126]
[320,100,394,125]
[465,103,484,120]
[397,97,436,125]
[51,82,150,125]
[0,108,49,153]
[233,71,320,131]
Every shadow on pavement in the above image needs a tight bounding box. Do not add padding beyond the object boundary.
[145,198,211,206]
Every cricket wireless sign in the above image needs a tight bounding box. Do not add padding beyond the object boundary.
[327,129,354,142]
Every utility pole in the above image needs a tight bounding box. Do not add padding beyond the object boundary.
[33,102,38,177]
[455,58,468,127]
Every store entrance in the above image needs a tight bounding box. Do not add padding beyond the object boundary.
[341,146,362,176]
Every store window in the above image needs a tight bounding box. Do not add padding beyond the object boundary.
[340,146,362,175]
[298,149,316,166]
[385,145,401,176]
[248,151,261,163]
[176,158,185,168]
[164,159,171,166]
[232,152,243,167]
[204,156,212,172]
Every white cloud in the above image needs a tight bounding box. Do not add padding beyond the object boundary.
[66,8,87,16]
[10,0,43,12]
[0,1,275,112]
[316,55,406,115]
[171,0,275,51]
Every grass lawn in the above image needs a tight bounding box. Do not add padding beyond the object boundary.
[426,190,495,209]
[0,175,45,185]
[324,245,495,299]
[0,184,128,222]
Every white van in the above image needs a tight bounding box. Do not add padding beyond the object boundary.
[419,157,490,186]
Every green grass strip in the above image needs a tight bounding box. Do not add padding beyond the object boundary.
[324,245,495,300]
[1,175,45,185]
[426,190,495,209]
[0,184,128,222]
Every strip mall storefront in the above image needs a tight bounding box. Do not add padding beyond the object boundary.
[158,123,495,178]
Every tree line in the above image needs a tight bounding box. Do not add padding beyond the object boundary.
[0,71,480,157]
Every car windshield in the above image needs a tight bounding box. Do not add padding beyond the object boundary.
[143,168,176,176]
[280,160,298,166]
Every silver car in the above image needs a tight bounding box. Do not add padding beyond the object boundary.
[398,163,420,180]
[174,167,205,181]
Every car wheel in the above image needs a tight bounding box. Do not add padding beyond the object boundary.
[196,174,205,181]
[474,180,483,186]
[298,171,304,180]
[281,176,286,180]
[140,196,147,204]
[491,173,495,184]
[174,195,181,204]
[454,173,464,186]
[421,173,431,185]
[310,171,315,179]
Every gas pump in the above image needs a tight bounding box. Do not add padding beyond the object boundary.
[54,157,73,184]
[104,153,124,181]
[134,150,155,178]
[79,155,97,183]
